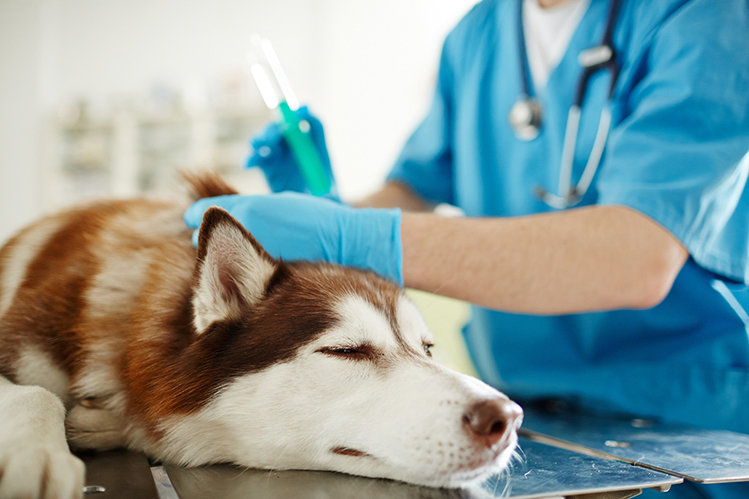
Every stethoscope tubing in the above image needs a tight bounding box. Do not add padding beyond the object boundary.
[515,0,621,209]
[574,0,620,107]
[539,105,612,209]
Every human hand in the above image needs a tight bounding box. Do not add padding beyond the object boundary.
[248,106,339,200]
[184,192,402,284]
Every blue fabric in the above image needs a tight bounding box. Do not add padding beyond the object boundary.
[387,0,749,444]
[641,481,749,499]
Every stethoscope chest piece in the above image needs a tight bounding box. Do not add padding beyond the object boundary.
[509,96,542,141]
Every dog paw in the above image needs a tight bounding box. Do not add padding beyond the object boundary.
[66,402,127,451]
[0,444,85,499]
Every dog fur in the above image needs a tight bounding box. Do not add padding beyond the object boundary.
[0,173,521,498]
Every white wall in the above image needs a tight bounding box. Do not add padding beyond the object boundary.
[314,0,476,199]
[0,0,477,242]
[0,1,49,241]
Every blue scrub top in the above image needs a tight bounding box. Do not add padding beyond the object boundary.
[388,0,749,433]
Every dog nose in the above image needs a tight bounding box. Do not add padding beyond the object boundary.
[463,399,523,448]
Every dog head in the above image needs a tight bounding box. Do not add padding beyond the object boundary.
[165,207,522,488]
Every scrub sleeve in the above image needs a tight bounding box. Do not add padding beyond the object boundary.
[596,0,749,283]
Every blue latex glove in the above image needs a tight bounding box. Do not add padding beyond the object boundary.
[248,106,340,200]
[184,192,402,285]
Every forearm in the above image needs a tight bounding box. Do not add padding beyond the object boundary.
[401,205,688,314]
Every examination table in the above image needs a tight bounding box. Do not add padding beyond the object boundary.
[79,402,749,498]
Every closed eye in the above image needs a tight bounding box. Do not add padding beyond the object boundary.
[317,345,375,361]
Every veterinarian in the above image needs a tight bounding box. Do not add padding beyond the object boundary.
[186,1,749,496]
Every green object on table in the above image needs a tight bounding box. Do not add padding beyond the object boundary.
[277,101,331,196]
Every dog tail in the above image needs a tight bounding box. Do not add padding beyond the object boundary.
[181,170,239,200]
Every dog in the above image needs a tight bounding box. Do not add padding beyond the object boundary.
[0,173,522,498]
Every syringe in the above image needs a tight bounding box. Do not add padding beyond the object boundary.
[248,36,331,196]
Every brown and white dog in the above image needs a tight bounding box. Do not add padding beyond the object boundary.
[0,173,522,498]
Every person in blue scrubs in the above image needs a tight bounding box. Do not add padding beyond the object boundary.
[185,0,749,496]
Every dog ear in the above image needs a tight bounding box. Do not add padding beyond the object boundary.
[191,207,277,334]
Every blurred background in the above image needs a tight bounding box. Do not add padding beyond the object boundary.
[0,0,478,373]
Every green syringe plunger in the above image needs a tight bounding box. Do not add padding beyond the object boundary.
[249,36,331,196]
[276,102,331,196]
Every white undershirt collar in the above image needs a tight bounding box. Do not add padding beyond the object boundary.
[523,0,591,91]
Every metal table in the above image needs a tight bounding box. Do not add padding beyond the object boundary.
[160,439,678,499]
[78,402,749,498]
[520,401,749,484]
[484,438,680,498]
[78,450,159,499]
[80,438,680,499]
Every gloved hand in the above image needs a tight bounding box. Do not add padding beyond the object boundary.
[184,192,402,285]
[248,106,340,200]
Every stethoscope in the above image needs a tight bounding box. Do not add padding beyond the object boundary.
[509,0,621,209]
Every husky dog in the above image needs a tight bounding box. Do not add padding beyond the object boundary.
[0,174,522,498]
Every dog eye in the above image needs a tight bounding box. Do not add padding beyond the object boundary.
[423,343,434,357]
[327,347,358,355]
[317,346,372,360]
